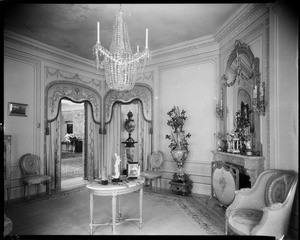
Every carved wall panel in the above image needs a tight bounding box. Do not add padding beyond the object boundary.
[45,66,102,91]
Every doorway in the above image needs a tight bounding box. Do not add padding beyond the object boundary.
[60,99,86,189]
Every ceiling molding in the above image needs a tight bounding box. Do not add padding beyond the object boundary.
[4,28,220,71]
[149,35,219,66]
[4,30,99,75]
[4,3,268,73]
[214,3,269,48]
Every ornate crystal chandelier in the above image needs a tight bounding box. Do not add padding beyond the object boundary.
[93,5,150,91]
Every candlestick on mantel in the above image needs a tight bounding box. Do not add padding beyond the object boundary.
[97,22,100,44]
[254,85,257,99]
[145,28,148,49]
[220,99,223,111]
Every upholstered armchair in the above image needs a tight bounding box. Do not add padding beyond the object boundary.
[225,169,298,240]
[140,151,164,193]
[20,153,52,201]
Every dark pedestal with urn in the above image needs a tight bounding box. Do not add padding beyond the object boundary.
[169,179,193,196]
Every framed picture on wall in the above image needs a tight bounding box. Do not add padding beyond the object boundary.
[127,162,140,179]
[8,102,28,117]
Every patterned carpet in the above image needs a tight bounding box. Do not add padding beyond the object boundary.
[61,157,83,180]
[5,186,226,236]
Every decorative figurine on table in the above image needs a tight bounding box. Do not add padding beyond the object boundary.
[112,153,122,182]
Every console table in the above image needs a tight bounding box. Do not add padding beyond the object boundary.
[212,151,265,187]
[86,177,145,235]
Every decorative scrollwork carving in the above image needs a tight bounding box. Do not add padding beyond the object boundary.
[104,85,152,124]
[46,82,102,123]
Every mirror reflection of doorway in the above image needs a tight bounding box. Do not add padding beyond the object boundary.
[60,99,85,189]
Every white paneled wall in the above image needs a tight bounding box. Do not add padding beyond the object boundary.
[4,57,38,200]
[158,61,216,195]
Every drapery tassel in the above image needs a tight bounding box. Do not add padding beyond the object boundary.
[148,123,153,134]
[45,123,50,135]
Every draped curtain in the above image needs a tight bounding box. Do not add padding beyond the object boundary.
[104,100,152,178]
[46,111,62,190]
[104,103,121,179]
[46,101,100,191]
[137,100,152,171]
[85,102,101,180]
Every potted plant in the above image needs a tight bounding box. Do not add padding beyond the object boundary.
[165,106,191,182]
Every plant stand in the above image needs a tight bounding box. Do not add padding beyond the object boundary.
[169,179,193,196]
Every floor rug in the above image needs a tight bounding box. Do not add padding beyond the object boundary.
[5,187,223,236]
[61,157,83,180]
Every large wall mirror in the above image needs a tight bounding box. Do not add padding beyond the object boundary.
[220,40,265,156]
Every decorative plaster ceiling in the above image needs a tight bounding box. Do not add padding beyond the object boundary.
[3,3,242,60]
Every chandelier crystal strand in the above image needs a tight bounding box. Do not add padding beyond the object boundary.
[94,6,150,91]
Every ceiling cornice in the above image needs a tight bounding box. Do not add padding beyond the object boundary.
[4,29,219,70]
[4,30,100,75]
[148,35,219,66]
[214,3,269,47]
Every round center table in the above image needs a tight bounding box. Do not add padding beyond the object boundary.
[86,177,145,235]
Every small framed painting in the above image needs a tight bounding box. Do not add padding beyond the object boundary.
[127,162,140,179]
[8,102,28,117]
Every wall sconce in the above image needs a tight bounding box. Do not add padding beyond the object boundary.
[253,80,266,116]
[216,86,229,119]
[216,103,224,120]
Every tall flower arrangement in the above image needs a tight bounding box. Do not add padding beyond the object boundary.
[165,106,191,182]
[165,106,191,150]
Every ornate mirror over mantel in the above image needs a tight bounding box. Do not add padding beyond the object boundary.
[217,40,266,156]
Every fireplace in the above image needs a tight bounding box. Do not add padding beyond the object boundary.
[210,151,264,206]
[212,151,265,187]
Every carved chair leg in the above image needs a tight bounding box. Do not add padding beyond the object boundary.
[23,185,26,200]
[225,218,228,235]
[47,181,51,195]
[159,177,162,191]
[7,188,11,203]
[37,184,40,197]
[27,184,31,201]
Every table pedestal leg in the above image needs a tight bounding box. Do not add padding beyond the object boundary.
[117,195,122,220]
[139,188,143,229]
[89,192,94,235]
[112,195,116,235]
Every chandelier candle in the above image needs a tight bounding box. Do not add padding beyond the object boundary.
[97,22,100,44]
[146,28,148,49]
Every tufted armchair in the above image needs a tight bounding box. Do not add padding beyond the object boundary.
[140,151,164,193]
[225,169,298,240]
[20,153,52,201]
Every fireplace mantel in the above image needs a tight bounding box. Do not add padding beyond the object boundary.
[212,151,265,187]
